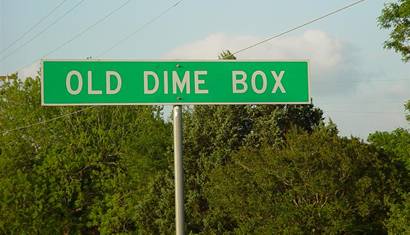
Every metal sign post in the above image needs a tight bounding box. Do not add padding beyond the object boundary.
[173,105,184,235]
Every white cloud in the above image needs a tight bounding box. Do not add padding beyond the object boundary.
[164,31,410,138]
[164,30,356,96]
[164,30,344,78]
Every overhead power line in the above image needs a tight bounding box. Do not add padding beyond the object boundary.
[233,0,367,55]
[326,110,405,115]
[0,0,86,63]
[318,100,409,105]
[0,107,93,136]
[0,0,69,56]
[5,0,180,75]
[318,78,410,83]
[3,0,132,75]
[3,0,389,136]
[1,0,186,135]
[43,0,133,58]
[98,0,184,57]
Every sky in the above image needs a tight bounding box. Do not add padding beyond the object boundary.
[0,0,409,139]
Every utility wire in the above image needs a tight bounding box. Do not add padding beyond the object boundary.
[98,0,183,57]
[0,0,86,63]
[1,0,135,135]
[6,0,404,134]
[0,107,93,135]
[43,0,133,58]
[232,0,367,55]
[4,0,132,76]
[1,0,185,135]
[319,100,408,105]
[2,0,405,135]
[0,0,386,136]
[228,0,405,119]
[0,0,69,56]
[316,79,410,83]
[1,105,404,135]
[325,110,405,114]
[5,0,176,75]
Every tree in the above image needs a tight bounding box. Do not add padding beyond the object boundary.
[369,129,410,234]
[368,101,410,234]
[205,127,405,234]
[378,0,410,61]
[378,4,410,230]
[369,128,410,169]
[134,51,324,234]
[6,51,393,234]
[181,52,323,233]
[0,75,173,233]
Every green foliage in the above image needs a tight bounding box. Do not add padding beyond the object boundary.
[206,127,405,234]
[134,102,324,234]
[1,53,408,234]
[0,75,173,234]
[179,103,323,233]
[369,128,410,170]
[378,0,410,61]
[386,193,410,234]
[368,102,410,235]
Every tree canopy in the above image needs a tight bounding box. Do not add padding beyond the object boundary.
[378,0,410,61]
[0,75,173,233]
[0,52,409,233]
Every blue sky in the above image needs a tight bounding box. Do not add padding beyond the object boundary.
[0,0,409,138]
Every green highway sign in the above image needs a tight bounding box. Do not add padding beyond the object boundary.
[41,60,310,105]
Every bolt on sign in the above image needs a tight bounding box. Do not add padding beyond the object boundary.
[41,60,310,105]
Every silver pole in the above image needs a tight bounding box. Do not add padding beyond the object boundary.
[173,105,184,235]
